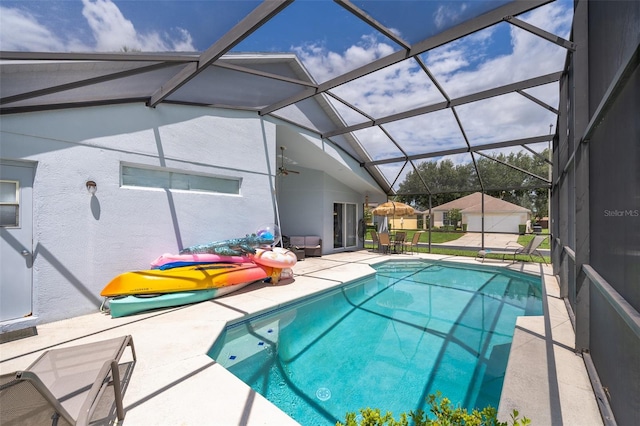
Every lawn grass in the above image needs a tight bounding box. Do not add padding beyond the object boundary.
[364,229,550,264]
[517,229,551,249]
[366,229,464,244]
[415,245,549,264]
[415,245,549,263]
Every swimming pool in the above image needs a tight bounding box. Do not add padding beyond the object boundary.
[208,260,543,425]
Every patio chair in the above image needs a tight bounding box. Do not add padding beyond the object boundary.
[475,235,547,264]
[0,335,136,426]
[403,231,423,254]
[393,232,406,253]
[378,232,391,254]
[517,235,548,264]
[370,230,380,252]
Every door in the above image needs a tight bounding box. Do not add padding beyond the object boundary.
[1,162,34,321]
[333,202,357,249]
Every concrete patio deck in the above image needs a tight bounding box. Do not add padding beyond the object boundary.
[0,251,601,425]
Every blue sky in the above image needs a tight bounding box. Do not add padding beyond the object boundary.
[0,0,573,99]
[0,0,573,187]
[0,1,571,55]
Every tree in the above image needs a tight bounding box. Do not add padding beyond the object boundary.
[477,149,550,218]
[448,208,462,228]
[396,150,550,216]
[396,160,478,209]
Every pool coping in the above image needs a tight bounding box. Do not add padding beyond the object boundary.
[0,251,602,425]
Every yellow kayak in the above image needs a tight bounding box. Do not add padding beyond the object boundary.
[100,263,268,297]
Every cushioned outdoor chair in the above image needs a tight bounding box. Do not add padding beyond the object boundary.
[289,236,305,251]
[304,236,322,257]
[0,335,136,426]
[403,231,423,254]
[378,232,391,254]
[476,235,547,264]
[393,232,406,253]
[289,236,322,257]
[370,230,380,252]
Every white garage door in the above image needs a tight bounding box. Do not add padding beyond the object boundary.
[466,214,521,233]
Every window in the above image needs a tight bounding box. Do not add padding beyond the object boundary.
[0,180,19,227]
[442,211,449,226]
[121,164,240,194]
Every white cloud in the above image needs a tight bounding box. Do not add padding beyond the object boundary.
[431,3,572,98]
[81,0,138,51]
[426,46,469,75]
[433,2,468,30]
[293,2,572,185]
[292,34,395,83]
[332,60,444,116]
[0,0,195,52]
[81,0,194,51]
[0,7,69,51]
[171,28,195,52]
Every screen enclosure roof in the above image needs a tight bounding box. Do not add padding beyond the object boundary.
[0,0,575,197]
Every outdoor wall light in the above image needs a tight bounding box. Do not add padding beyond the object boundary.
[86,180,97,195]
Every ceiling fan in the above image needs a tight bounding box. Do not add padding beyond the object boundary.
[278,146,300,176]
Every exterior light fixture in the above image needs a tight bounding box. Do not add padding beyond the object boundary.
[86,180,97,195]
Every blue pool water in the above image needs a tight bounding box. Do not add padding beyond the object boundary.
[208,260,543,425]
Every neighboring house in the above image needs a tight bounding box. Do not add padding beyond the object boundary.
[432,192,531,233]
[368,203,422,231]
[387,214,422,230]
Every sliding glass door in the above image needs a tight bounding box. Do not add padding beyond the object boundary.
[334,202,357,249]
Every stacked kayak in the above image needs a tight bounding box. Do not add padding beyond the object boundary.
[101,262,268,296]
[102,262,269,318]
[150,253,254,269]
[108,288,238,318]
[101,247,297,318]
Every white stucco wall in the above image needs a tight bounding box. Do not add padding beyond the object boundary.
[433,211,445,227]
[277,166,363,253]
[277,167,325,239]
[0,103,278,325]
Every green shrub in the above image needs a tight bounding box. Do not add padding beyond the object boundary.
[518,224,526,235]
[337,392,530,426]
[448,208,462,229]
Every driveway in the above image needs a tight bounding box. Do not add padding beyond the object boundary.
[435,232,521,249]
[426,232,550,256]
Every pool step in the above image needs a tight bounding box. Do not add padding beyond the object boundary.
[216,320,280,368]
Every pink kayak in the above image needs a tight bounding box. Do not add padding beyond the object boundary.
[151,253,253,269]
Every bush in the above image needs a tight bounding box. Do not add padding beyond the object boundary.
[518,224,526,235]
[448,208,462,230]
[337,392,530,426]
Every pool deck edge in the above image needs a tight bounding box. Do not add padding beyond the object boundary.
[497,272,603,425]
